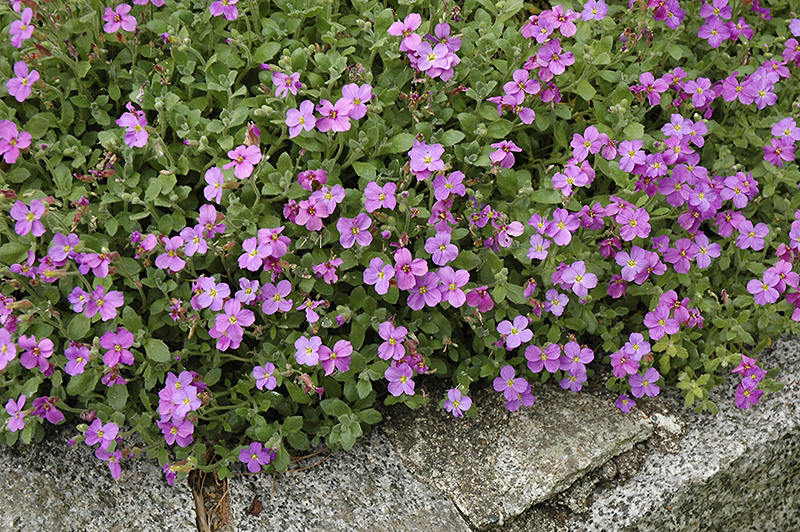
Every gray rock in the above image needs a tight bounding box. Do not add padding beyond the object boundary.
[570,335,800,532]
[0,428,195,532]
[384,380,654,530]
[227,427,471,532]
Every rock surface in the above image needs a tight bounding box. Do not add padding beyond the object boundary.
[228,428,471,532]
[0,428,196,532]
[384,380,654,530]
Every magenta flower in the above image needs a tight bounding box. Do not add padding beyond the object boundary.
[319,339,352,376]
[6,61,39,102]
[294,336,322,366]
[85,419,120,450]
[5,395,26,432]
[10,199,46,237]
[202,167,224,204]
[747,270,780,305]
[65,343,89,375]
[736,221,769,251]
[363,257,394,295]
[31,396,64,425]
[214,299,255,339]
[560,371,587,392]
[763,137,795,167]
[497,316,533,349]
[85,285,124,321]
[617,208,651,241]
[68,287,90,313]
[19,334,54,372]
[337,214,373,248]
[99,328,134,367]
[394,248,428,290]
[408,140,445,181]
[684,77,713,107]
[224,145,262,180]
[341,84,372,120]
[0,120,31,164]
[316,99,353,132]
[437,266,468,307]
[490,141,522,168]
[503,69,540,96]
[260,280,293,314]
[493,365,528,401]
[546,208,579,246]
[444,389,472,418]
[115,105,148,148]
[643,306,679,341]
[407,272,441,310]
[272,71,301,98]
[734,383,763,409]
[209,0,238,20]
[424,232,458,266]
[364,182,397,212]
[155,236,186,273]
[536,38,575,77]
[286,100,316,138]
[378,321,407,360]
[561,260,598,297]
[103,4,137,33]
[629,368,661,398]
[432,171,466,201]
[663,238,697,274]
[387,13,422,52]
[386,363,415,396]
[295,196,329,231]
[0,329,17,371]
[157,417,195,447]
[526,343,561,373]
[570,126,603,162]
[253,363,278,391]
[312,258,343,284]
[465,285,494,312]
[239,442,275,473]
[611,350,640,378]
[94,448,123,479]
[615,394,635,413]
[9,8,34,48]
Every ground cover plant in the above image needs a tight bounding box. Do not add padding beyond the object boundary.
[1,0,799,483]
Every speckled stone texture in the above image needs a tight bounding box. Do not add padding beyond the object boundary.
[569,335,800,532]
[0,427,196,532]
[383,380,654,530]
[228,427,471,532]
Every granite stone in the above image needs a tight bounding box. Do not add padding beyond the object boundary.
[383,379,654,530]
[569,335,800,532]
[227,427,471,532]
[0,428,196,532]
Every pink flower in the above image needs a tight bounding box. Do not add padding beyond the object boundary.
[85,285,124,321]
[363,257,394,295]
[103,4,137,33]
[408,140,444,181]
[364,181,397,212]
[9,8,34,48]
[0,120,32,164]
[337,214,373,248]
[394,248,428,290]
[444,388,472,417]
[747,270,780,305]
[260,280,293,314]
[319,339,352,376]
[544,289,568,316]
[294,336,322,366]
[378,321,407,360]
[223,145,262,179]
[209,0,238,20]
[99,328,135,367]
[465,285,494,312]
[424,232,458,266]
[5,395,26,432]
[561,260,598,297]
[432,171,466,201]
[437,266,469,307]
[386,363,415,396]
[253,363,277,390]
[387,13,422,52]
[407,272,441,310]
[295,196,329,231]
[286,100,316,138]
[736,221,769,251]
[10,199,46,237]
[18,334,54,372]
[312,258,343,284]
[238,237,269,271]
[6,61,39,102]
[156,236,186,273]
[115,106,148,148]
[316,99,353,132]
[341,84,372,120]
[0,329,17,370]
[497,316,533,349]
[490,141,522,168]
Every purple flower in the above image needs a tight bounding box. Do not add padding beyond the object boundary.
[560,342,594,375]
[312,258,343,284]
[319,339,352,376]
[337,214,373,248]
[684,77,713,107]
[378,321,407,360]
[103,4,137,33]
[363,257,394,295]
[239,442,275,473]
[19,334,54,372]
[544,289,568,316]
[286,100,316,138]
[526,343,561,373]
[235,278,259,304]
[6,61,39,102]
[394,248,428,290]
[734,383,763,409]
[85,285,124,321]
[223,145,262,180]
[444,389,472,418]
[386,363,415,396]
[615,394,635,413]
[497,316,533,349]
[629,368,661,398]
[493,365,528,401]
[408,140,445,181]
[561,260,597,297]
[527,234,552,260]
[437,266,468,307]
[85,419,120,450]
[209,0,238,20]
[99,328,135,367]
[763,137,795,167]
[253,362,278,390]
[432,171,466,201]
[95,448,123,479]
[582,0,608,20]
[546,208,579,246]
[260,280,293,314]
[407,272,441,310]
[736,221,769,251]
[9,8,34,48]
[203,167,224,204]
[65,342,89,375]
[490,141,522,168]
[364,181,397,212]
[116,105,148,148]
[157,417,195,447]
[294,336,322,366]
[643,306,678,341]
[0,120,31,164]
[387,13,422,52]
[316,98,353,132]
[155,236,186,273]
[698,17,731,48]
[341,84,372,120]
[10,199,46,237]
[465,285,494,313]
[5,395,25,432]
[536,38,574,77]
[31,396,64,425]
[747,270,780,305]
[48,232,80,264]
[214,299,255,339]
[68,287,90,313]
[560,371,587,392]
[0,329,17,371]
[424,232,458,266]
[295,196,329,231]
[180,226,208,257]
[272,71,301,98]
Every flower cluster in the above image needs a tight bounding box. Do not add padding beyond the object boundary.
[285,83,373,137]
[388,15,462,81]
[157,371,206,448]
[732,355,765,409]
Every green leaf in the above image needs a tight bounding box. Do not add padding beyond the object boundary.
[623,122,645,139]
[440,130,465,146]
[387,132,415,153]
[486,120,513,138]
[254,42,282,62]
[576,80,596,101]
[530,189,561,204]
[352,162,376,180]
[144,338,171,363]
[67,314,91,340]
[25,113,56,138]
[0,242,30,265]
[107,385,129,411]
[67,371,100,396]
[282,415,303,433]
